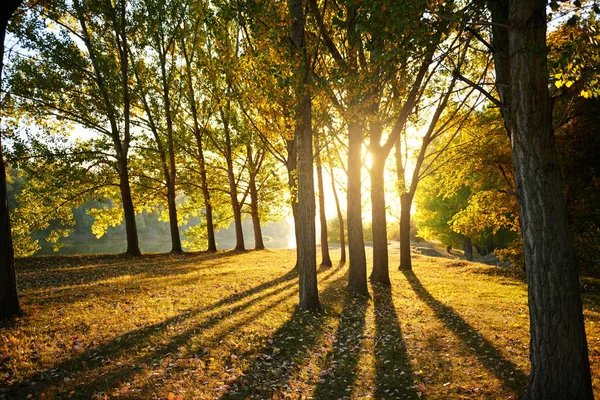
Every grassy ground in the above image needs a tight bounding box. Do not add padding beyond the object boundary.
[1,246,599,399]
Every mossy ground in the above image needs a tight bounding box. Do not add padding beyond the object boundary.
[1,246,599,399]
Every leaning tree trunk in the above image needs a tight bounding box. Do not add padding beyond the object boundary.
[286,138,300,269]
[507,1,593,398]
[369,154,390,284]
[399,193,412,270]
[0,5,22,320]
[330,164,346,264]
[118,158,141,256]
[316,151,332,268]
[346,120,368,295]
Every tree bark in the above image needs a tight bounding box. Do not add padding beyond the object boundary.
[369,153,390,284]
[316,150,332,268]
[0,3,23,320]
[346,120,369,295]
[289,0,320,311]
[487,0,594,397]
[507,2,593,398]
[399,193,412,270]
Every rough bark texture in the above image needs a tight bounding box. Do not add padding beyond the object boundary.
[489,1,594,393]
[505,2,593,398]
[0,4,23,320]
[346,121,368,295]
[316,151,332,268]
[289,0,320,311]
[399,193,412,270]
[369,154,390,284]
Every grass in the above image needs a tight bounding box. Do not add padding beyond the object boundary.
[0,246,599,399]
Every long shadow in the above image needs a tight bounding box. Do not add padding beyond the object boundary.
[402,270,528,392]
[220,271,348,399]
[311,291,369,399]
[2,268,299,398]
[372,283,420,399]
[20,253,296,311]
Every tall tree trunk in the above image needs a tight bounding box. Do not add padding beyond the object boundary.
[399,193,412,270]
[369,154,390,284]
[346,120,368,296]
[160,53,182,254]
[316,151,332,268]
[505,1,593,398]
[289,0,320,311]
[248,147,265,250]
[181,38,217,252]
[329,164,346,264]
[118,158,141,256]
[0,5,22,320]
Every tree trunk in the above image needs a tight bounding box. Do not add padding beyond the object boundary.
[507,2,593,398]
[160,53,182,254]
[463,237,473,261]
[0,6,22,320]
[346,120,368,296]
[330,164,346,264]
[289,0,320,311]
[399,193,412,270]
[198,142,217,252]
[166,181,182,253]
[316,151,332,268]
[182,39,216,253]
[118,158,141,256]
[369,155,390,284]
[0,138,21,320]
[248,165,265,250]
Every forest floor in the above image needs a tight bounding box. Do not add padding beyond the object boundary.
[1,246,599,399]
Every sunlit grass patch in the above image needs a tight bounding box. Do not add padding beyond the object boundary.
[1,249,599,399]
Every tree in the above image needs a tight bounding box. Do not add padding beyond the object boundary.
[487,1,593,397]
[0,0,23,320]
[288,0,320,311]
[9,0,142,256]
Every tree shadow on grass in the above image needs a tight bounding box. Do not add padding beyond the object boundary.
[2,268,300,398]
[220,270,348,399]
[311,292,369,399]
[372,283,420,399]
[402,270,528,393]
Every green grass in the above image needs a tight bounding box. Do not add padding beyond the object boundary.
[1,248,599,399]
